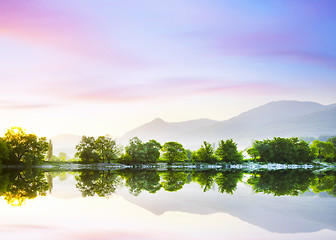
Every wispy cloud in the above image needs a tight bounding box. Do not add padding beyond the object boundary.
[0,101,58,109]
[0,0,139,67]
[214,32,336,69]
[30,77,292,104]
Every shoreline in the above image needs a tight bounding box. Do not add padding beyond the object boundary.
[2,161,335,172]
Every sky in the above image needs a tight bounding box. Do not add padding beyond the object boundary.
[0,0,336,138]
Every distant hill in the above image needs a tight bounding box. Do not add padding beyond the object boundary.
[51,134,82,158]
[120,101,336,149]
[119,118,218,147]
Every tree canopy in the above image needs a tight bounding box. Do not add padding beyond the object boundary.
[161,142,187,164]
[247,137,313,164]
[216,139,243,163]
[75,135,121,163]
[2,127,48,165]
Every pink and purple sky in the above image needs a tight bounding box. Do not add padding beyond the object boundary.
[0,0,336,137]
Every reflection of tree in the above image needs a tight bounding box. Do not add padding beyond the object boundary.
[192,170,217,192]
[75,170,121,197]
[0,169,49,206]
[122,170,161,196]
[247,170,314,196]
[310,171,336,196]
[215,170,243,194]
[161,171,188,192]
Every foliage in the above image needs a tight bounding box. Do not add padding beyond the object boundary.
[75,136,100,163]
[75,135,121,163]
[185,149,192,161]
[3,127,48,165]
[195,141,217,163]
[0,138,9,165]
[95,136,121,163]
[311,140,335,162]
[144,140,162,162]
[161,142,187,164]
[124,137,161,163]
[46,139,53,161]
[216,139,243,163]
[247,137,313,164]
[59,152,68,161]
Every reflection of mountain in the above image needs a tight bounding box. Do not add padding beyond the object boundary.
[119,182,336,234]
[120,101,336,149]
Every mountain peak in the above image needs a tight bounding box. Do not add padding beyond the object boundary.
[151,118,165,123]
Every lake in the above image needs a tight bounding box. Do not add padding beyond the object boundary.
[0,168,335,240]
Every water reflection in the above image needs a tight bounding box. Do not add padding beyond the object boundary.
[0,169,49,206]
[247,169,315,196]
[0,168,335,205]
[75,170,121,197]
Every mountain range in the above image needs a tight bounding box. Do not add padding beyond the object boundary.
[120,100,336,150]
[51,100,336,155]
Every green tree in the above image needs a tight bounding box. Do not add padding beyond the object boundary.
[124,137,147,163]
[59,152,67,161]
[0,138,9,166]
[144,140,162,163]
[327,137,336,162]
[311,140,335,161]
[161,142,187,165]
[327,137,336,149]
[3,127,48,165]
[247,147,258,161]
[185,149,192,162]
[216,139,243,163]
[248,138,313,164]
[95,136,121,163]
[268,137,296,163]
[46,139,53,161]
[196,141,217,163]
[75,136,100,163]
[250,140,273,162]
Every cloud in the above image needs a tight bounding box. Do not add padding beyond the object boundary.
[31,77,292,104]
[0,101,58,109]
[214,32,336,69]
[0,0,140,67]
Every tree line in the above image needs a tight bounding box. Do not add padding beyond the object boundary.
[76,135,336,164]
[75,136,244,164]
[0,126,335,167]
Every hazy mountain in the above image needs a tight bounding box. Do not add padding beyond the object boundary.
[51,134,82,157]
[119,118,219,147]
[121,101,336,149]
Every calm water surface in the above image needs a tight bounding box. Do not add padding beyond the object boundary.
[0,168,335,240]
